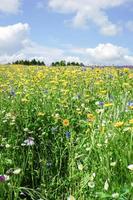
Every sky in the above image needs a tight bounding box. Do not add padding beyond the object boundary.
[0,0,133,65]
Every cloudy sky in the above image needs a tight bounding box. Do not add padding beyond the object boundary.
[0,0,133,65]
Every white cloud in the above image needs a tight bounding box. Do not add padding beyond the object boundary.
[0,23,65,64]
[0,23,29,54]
[0,0,21,14]
[68,43,133,65]
[1,23,133,65]
[85,43,130,64]
[48,0,131,36]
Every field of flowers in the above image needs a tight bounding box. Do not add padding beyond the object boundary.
[0,65,133,200]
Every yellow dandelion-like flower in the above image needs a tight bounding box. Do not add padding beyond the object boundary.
[100,126,105,133]
[63,119,69,126]
[99,90,107,95]
[123,68,129,73]
[114,121,124,128]
[37,112,45,116]
[128,106,133,110]
[128,73,133,79]
[129,119,133,124]
[87,113,95,122]
[104,103,113,107]
[21,98,29,103]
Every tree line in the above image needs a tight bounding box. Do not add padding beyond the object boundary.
[12,59,84,66]
[51,60,84,66]
[13,59,45,66]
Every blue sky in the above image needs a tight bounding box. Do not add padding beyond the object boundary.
[0,0,133,65]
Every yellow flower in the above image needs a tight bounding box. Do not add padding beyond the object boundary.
[99,90,107,95]
[95,80,104,85]
[100,126,105,133]
[128,73,133,79]
[114,121,124,128]
[16,91,22,95]
[123,68,129,73]
[129,119,133,124]
[128,106,133,110]
[87,113,95,122]
[21,98,29,103]
[104,103,113,107]
[63,119,69,126]
[37,112,45,116]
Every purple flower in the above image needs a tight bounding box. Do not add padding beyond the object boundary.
[21,137,35,146]
[65,131,71,139]
[0,175,9,182]
[0,175,5,182]
[99,101,104,106]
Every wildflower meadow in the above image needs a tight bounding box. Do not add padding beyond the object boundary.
[0,65,133,200]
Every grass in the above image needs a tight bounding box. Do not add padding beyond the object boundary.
[0,65,133,200]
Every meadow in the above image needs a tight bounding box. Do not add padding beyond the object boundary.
[0,65,133,200]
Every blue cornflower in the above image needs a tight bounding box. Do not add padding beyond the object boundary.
[10,89,16,96]
[44,89,48,94]
[65,131,71,139]
[127,102,133,106]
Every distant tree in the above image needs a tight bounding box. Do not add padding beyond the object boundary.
[75,62,80,66]
[13,59,45,66]
[31,59,36,65]
[67,62,71,66]
[51,62,55,66]
[71,62,76,66]
[50,60,83,67]
[60,60,66,66]
[37,60,41,66]
[55,61,60,66]
[40,61,45,66]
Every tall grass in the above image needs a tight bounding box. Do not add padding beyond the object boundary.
[0,65,133,199]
